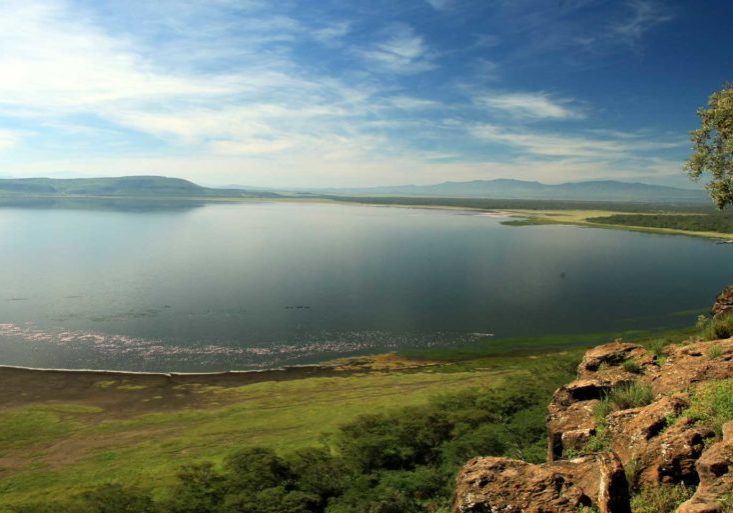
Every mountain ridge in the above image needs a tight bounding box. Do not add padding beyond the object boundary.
[302,178,708,203]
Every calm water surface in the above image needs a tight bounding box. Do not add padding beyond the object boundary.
[0,201,730,371]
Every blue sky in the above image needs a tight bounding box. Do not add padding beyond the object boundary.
[0,0,730,187]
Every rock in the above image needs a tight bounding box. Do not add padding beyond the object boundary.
[578,342,655,379]
[452,453,630,513]
[712,285,733,319]
[454,338,733,513]
[547,344,646,461]
[640,418,715,487]
[677,422,733,513]
[649,340,733,396]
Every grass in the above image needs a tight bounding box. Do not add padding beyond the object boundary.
[700,314,733,340]
[630,484,694,513]
[708,344,724,359]
[582,381,655,455]
[400,327,688,363]
[684,377,733,436]
[608,382,655,410]
[623,359,642,374]
[502,209,733,240]
[0,350,582,507]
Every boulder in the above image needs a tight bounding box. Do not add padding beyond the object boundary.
[677,422,733,513]
[453,453,630,513]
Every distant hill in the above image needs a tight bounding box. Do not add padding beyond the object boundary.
[0,176,280,198]
[306,179,709,204]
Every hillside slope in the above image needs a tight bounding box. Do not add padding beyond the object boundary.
[0,176,279,198]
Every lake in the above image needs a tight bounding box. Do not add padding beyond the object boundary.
[0,200,730,372]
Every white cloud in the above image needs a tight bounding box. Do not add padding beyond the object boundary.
[0,130,22,150]
[613,0,673,45]
[476,92,583,120]
[360,23,435,74]
[312,21,351,46]
[469,123,683,159]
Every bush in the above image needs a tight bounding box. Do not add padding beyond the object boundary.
[648,339,668,358]
[708,344,724,359]
[609,382,654,411]
[700,314,733,340]
[630,484,693,513]
[623,359,642,374]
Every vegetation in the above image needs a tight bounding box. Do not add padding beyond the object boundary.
[685,83,733,209]
[698,313,733,340]
[630,484,694,513]
[684,377,733,436]
[583,381,655,455]
[607,382,655,411]
[3,374,573,513]
[588,212,733,234]
[623,359,642,374]
[0,349,581,511]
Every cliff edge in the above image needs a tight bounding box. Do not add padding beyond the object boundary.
[453,338,733,513]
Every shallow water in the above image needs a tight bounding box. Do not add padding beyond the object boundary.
[0,201,730,371]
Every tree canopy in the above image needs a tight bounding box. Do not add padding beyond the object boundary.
[686,83,733,209]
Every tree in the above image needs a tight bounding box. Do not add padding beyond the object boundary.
[686,83,733,209]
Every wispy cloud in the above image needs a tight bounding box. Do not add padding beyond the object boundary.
[359,23,436,74]
[312,21,351,46]
[469,123,684,159]
[613,0,674,45]
[0,130,22,150]
[475,92,583,120]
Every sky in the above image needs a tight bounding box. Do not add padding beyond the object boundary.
[0,0,731,188]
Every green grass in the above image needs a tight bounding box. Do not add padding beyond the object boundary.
[608,382,655,410]
[582,381,655,455]
[700,314,733,340]
[630,484,694,513]
[400,327,687,363]
[684,377,733,436]
[623,359,642,374]
[0,408,81,453]
[0,351,581,507]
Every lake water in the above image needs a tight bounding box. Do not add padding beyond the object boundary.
[1,200,731,372]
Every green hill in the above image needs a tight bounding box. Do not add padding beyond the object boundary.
[0,176,279,198]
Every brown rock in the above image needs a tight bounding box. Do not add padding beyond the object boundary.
[578,342,655,379]
[606,394,688,458]
[712,285,733,319]
[677,422,733,513]
[453,453,630,513]
[650,340,733,396]
[640,418,715,486]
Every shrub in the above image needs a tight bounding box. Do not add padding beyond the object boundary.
[630,484,693,513]
[700,313,733,340]
[708,344,724,359]
[685,377,733,436]
[648,339,668,358]
[609,382,654,411]
[623,359,642,374]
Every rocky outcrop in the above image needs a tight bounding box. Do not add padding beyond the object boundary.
[453,453,630,513]
[453,338,733,513]
[677,422,733,513]
[712,285,733,318]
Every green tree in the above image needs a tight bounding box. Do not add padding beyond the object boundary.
[686,83,733,209]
